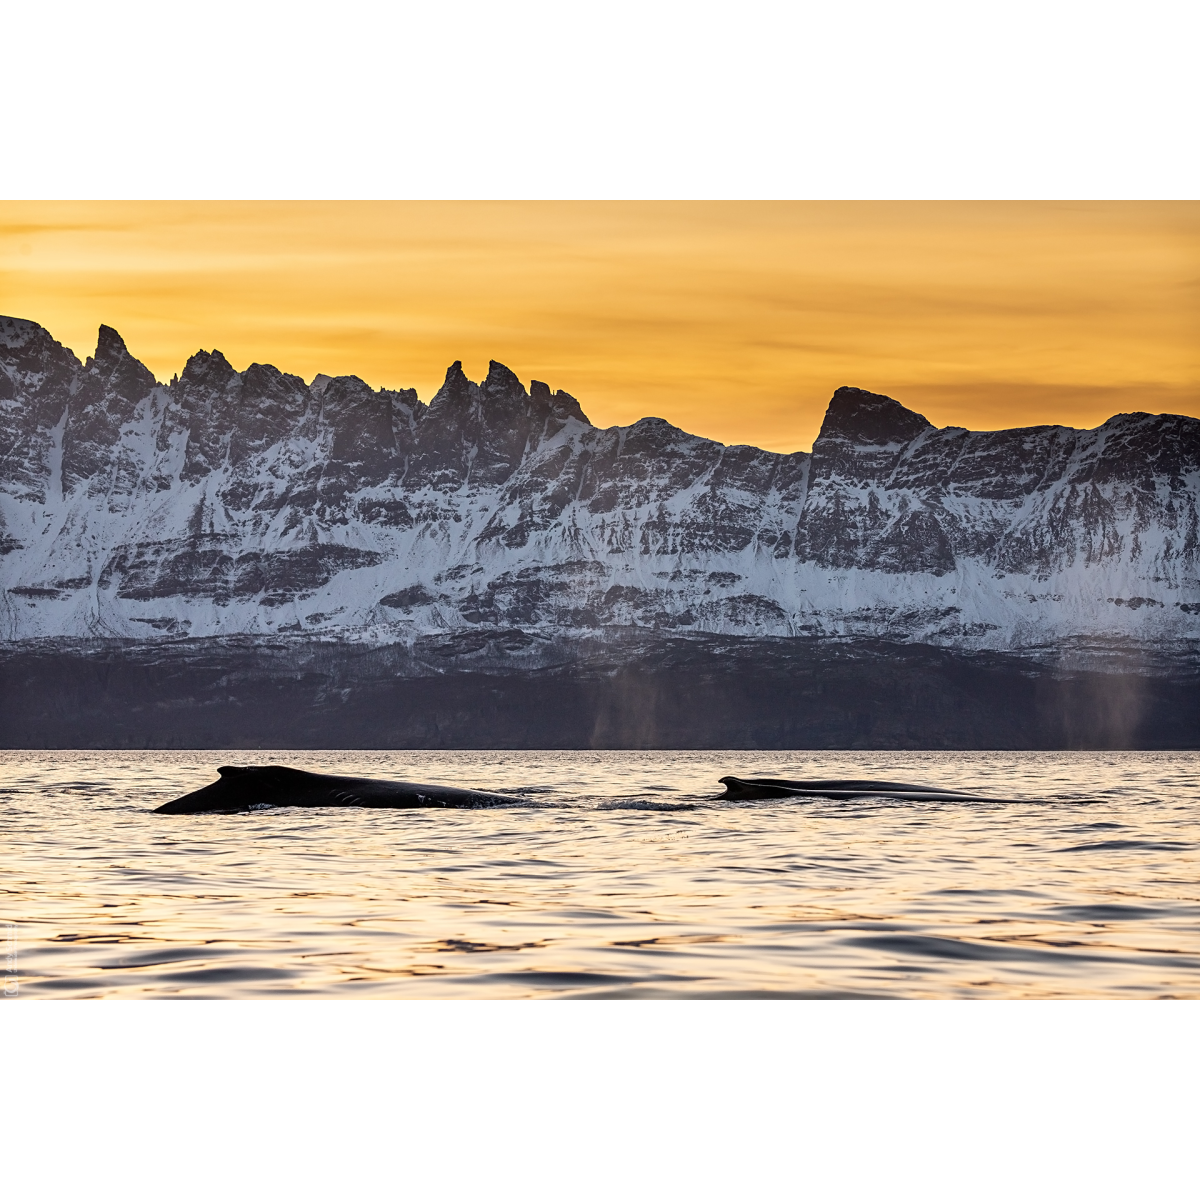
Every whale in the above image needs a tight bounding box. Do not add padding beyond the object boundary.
[155,765,513,813]
[717,776,996,801]
[155,766,999,814]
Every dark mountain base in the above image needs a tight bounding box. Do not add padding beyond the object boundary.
[2,632,1197,750]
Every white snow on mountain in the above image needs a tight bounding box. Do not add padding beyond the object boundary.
[2,316,1198,657]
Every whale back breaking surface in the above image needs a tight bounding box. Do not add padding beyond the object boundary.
[159,768,1003,816]
[155,767,1003,813]
[154,765,512,813]
[716,776,996,801]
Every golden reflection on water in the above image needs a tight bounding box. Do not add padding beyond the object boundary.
[5,750,1198,998]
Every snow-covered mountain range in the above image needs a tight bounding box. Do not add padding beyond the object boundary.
[2,315,1198,663]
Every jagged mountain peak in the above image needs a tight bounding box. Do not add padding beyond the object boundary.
[484,360,523,394]
[426,360,475,416]
[531,379,591,427]
[1,314,64,352]
[819,386,933,446]
[428,359,592,427]
[179,347,237,387]
[0,315,83,388]
[93,324,130,362]
[84,324,158,397]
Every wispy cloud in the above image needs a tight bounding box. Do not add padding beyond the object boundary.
[1,201,1195,451]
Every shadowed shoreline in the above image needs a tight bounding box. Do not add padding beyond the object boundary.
[3,631,1197,750]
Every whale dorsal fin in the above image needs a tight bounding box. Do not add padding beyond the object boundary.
[717,776,753,795]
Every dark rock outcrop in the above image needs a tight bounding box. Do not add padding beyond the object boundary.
[1,316,1197,686]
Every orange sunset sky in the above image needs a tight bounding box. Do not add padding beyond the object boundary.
[1,201,1196,453]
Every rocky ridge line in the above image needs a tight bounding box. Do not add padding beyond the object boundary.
[1,315,1197,663]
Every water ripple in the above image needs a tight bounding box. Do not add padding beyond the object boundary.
[3,749,1199,998]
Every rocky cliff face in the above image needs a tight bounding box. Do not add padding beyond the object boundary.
[2,316,1198,663]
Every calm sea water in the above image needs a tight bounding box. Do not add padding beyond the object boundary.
[4,750,1198,998]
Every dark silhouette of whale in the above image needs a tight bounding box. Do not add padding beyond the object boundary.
[155,765,513,813]
[717,776,995,801]
[155,766,1000,814]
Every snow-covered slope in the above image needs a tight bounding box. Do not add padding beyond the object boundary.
[2,316,1198,658]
